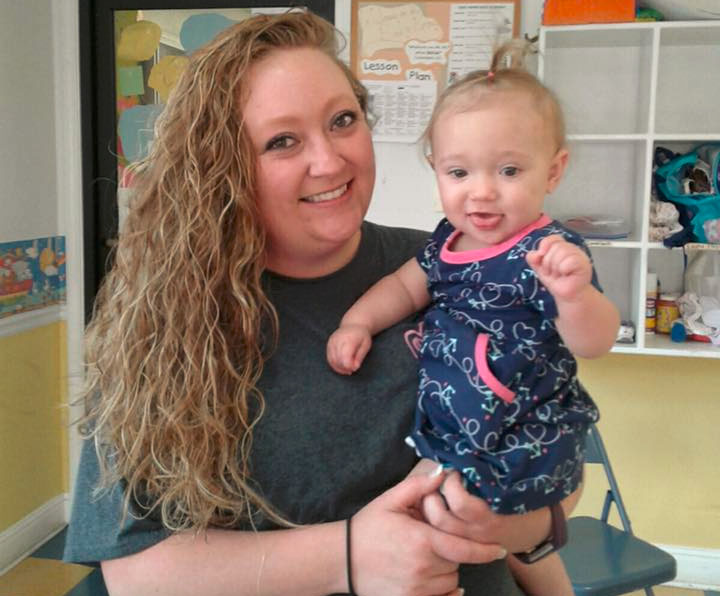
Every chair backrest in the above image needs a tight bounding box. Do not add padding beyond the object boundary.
[584,424,633,532]
[583,423,605,464]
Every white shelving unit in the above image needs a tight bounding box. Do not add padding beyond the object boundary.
[539,20,720,358]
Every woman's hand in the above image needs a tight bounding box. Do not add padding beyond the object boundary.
[422,471,581,554]
[351,470,506,596]
[420,471,506,547]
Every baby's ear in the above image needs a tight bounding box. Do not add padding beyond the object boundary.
[547,148,569,193]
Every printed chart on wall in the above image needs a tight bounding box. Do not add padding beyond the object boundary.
[351,1,519,143]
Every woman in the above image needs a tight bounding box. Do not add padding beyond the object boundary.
[65,11,556,595]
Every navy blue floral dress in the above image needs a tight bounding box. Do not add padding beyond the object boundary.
[407,214,601,514]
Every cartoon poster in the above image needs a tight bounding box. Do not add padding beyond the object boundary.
[351,1,519,142]
[0,236,66,319]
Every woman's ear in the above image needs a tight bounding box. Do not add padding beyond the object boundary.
[425,154,435,170]
[546,148,569,193]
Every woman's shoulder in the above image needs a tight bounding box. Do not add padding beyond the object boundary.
[362,220,430,254]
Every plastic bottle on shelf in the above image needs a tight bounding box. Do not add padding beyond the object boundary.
[645,272,658,333]
[656,293,680,334]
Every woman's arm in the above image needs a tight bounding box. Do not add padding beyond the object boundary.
[327,258,430,374]
[102,523,345,596]
[101,471,506,596]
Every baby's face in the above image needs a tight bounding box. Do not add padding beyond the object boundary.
[430,92,568,251]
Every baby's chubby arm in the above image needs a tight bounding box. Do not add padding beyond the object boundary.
[526,235,620,358]
[327,258,430,374]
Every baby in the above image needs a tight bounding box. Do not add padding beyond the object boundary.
[327,41,620,596]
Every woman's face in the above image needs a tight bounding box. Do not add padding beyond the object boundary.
[244,47,375,277]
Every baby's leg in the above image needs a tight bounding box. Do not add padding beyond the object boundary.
[507,551,573,596]
[506,488,583,596]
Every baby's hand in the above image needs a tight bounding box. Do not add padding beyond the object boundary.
[326,324,373,375]
[526,235,592,302]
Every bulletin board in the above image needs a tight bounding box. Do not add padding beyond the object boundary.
[351,0,520,142]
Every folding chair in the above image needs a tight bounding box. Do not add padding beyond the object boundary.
[559,424,677,596]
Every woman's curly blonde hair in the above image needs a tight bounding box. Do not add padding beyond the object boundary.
[82,11,368,533]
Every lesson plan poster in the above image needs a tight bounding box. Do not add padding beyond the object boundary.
[351,1,519,142]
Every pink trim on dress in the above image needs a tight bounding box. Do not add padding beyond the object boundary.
[440,214,552,264]
[474,334,515,404]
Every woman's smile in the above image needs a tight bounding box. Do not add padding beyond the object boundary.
[301,181,349,203]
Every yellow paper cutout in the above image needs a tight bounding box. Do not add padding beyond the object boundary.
[114,10,138,39]
[148,55,190,102]
[116,20,162,62]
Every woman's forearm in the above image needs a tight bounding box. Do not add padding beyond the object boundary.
[101,522,346,596]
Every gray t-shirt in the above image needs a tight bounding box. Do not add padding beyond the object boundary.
[64,221,523,595]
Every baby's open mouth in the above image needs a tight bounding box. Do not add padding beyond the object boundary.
[469,212,502,228]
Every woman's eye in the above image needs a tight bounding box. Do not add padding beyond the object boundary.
[448,168,467,179]
[265,135,297,151]
[500,166,519,177]
[332,111,357,129]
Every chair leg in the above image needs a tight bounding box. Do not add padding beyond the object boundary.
[644,587,655,596]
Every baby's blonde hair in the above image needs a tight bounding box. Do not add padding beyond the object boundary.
[424,39,566,155]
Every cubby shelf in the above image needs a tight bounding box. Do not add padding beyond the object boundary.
[539,20,720,358]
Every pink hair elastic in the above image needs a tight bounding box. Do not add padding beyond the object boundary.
[487,70,495,83]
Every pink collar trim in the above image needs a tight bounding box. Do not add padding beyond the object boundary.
[440,214,552,264]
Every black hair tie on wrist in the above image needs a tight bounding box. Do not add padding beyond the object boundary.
[346,516,357,595]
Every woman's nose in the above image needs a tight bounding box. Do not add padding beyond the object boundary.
[307,136,345,177]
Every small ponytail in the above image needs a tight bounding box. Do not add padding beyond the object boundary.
[423,37,565,154]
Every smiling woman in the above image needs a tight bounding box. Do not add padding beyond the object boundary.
[244,47,376,278]
[64,10,525,596]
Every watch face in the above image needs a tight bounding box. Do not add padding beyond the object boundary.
[515,540,556,564]
[514,501,567,564]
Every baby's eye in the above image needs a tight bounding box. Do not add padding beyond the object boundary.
[448,168,467,179]
[500,165,520,177]
[332,110,358,130]
[265,135,297,152]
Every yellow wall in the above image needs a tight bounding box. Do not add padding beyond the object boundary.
[576,353,720,549]
[0,321,68,531]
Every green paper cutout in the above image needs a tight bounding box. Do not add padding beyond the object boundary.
[117,65,145,97]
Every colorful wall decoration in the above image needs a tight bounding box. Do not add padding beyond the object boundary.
[0,236,66,319]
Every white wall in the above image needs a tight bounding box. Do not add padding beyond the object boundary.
[0,0,58,241]
[50,0,85,518]
[334,0,545,231]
